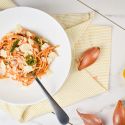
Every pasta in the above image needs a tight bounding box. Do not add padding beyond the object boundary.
[0,25,57,86]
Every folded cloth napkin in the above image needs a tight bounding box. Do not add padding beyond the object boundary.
[0,0,15,9]
[0,1,112,122]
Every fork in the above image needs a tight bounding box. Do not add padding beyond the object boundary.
[35,76,69,124]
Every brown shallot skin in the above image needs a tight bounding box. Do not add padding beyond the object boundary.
[78,47,100,70]
[77,110,104,125]
[113,100,125,125]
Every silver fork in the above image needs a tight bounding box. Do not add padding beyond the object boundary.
[35,76,69,125]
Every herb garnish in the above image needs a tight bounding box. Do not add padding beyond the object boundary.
[10,39,19,53]
[25,55,36,66]
[34,36,41,46]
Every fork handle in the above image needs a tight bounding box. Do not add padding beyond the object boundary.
[35,77,69,124]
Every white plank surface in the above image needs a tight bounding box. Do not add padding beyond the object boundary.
[15,0,125,15]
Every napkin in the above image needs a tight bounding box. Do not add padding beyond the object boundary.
[0,2,112,122]
[0,0,15,9]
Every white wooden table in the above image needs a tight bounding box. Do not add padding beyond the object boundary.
[1,0,125,124]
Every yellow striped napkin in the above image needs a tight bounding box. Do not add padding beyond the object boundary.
[0,0,15,9]
[0,1,112,122]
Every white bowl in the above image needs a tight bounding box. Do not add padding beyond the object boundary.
[0,7,71,105]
